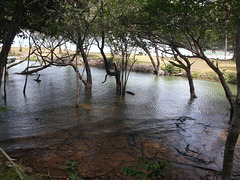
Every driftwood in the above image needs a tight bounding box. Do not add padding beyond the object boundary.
[34,74,41,83]
[0,148,24,180]
[7,59,26,69]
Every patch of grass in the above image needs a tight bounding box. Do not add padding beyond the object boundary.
[193,72,219,81]
[0,154,36,180]
[60,160,82,180]
[120,157,172,179]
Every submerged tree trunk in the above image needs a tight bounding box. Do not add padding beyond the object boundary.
[77,37,92,89]
[186,68,197,99]
[96,32,121,93]
[0,0,25,88]
[222,18,240,180]
[171,46,197,99]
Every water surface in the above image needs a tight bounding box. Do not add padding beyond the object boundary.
[0,62,239,179]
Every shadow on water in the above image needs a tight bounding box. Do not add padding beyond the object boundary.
[0,62,240,179]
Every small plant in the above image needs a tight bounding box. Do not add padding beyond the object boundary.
[162,64,181,75]
[120,157,172,180]
[60,160,82,180]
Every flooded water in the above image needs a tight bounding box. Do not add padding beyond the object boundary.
[0,62,239,179]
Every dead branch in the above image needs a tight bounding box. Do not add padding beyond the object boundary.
[0,148,24,180]
[102,74,108,83]
[17,63,51,74]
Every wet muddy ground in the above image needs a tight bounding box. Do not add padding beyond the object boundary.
[2,116,240,179]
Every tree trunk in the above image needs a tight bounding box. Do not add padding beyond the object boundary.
[186,68,197,99]
[97,32,121,93]
[154,43,161,75]
[75,55,80,107]
[0,0,25,88]
[200,54,235,123]
[3,65,7,103]
[224,36,228,61]
[77,38,92,89]
[171,46,197,99]
[58,38,62,54]
[222,18,240,180]
[142,46,158,75]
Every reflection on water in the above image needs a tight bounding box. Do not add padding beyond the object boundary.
[0,63,235,140]
[0,62,239,178]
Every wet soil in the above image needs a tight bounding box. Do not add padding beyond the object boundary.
[3,116,240,180]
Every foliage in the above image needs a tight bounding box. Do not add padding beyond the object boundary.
[0,155,35,180]
[120,157,172,180]
[225,72,237,84]
[60,160,82,180]
[195,72,219,81]
[162,64,182,75]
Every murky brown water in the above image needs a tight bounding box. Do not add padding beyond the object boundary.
[0,62,239,179]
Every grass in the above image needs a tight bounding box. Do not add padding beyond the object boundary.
[0,154,37,180]
[10,47,237,82]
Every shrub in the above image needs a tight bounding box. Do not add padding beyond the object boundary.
[60,160,82,180]
[225,72,237,84]
[162,64,182,75]
[120,157,172,180]
[0,154,36,180]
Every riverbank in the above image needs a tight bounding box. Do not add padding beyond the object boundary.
[9,46,237,83]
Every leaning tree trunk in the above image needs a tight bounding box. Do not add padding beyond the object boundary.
[100,47,121,92]
[78,39,92,89]
[200,54,235,123]
[222,18,240,180]
[171,46,197,99]
[142,46,158,75]
[0,0,25,88]
[96,32,121,93]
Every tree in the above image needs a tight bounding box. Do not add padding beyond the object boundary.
[0,0,65,91]
[0,0,26,88]
[133,37,161,75]
[58,0,100,89]
[94,0,142,95]
[169,45,197,99]
[222,17,240,180]
[220,0,240,178]
[133,0,235,121]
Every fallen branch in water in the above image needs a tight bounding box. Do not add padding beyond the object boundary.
[0,148,24,180]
